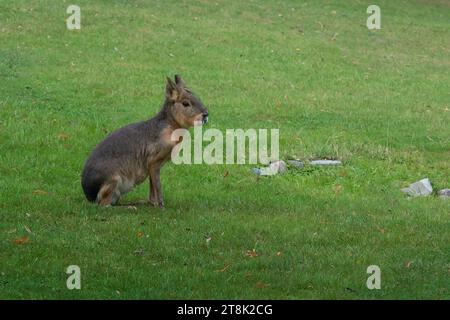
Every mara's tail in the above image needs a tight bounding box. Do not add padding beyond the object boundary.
[81,167,104,202]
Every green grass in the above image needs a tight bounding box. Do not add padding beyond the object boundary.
[1,0,449,299]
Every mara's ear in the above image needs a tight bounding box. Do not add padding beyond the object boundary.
[174,74,186,88]
[165,77,179,100]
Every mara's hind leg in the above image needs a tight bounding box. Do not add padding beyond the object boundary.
[96,177,121,206]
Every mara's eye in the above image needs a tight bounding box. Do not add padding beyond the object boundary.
[182,101,190,107]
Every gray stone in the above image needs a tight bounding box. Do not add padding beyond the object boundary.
[287,160,305,168]
[252,168,262,175]
[438,189,450,199]
[252,160,286,176]
[309,159,342,166]
[401,178,433,197]
[270,160,287,173]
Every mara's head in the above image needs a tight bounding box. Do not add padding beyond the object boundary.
[165,75,208,128]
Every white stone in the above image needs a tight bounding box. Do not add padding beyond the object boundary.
[438,189,450,199]
[309,160,342,166]
[287,160,305,168]
[252,160,286,176]
[401,178,433,197]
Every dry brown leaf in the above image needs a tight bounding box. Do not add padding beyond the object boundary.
[405,261,413,268]
[255,282,268,289]
[58,133,69,140]
[245,249,258,258]
[334,185,342,194]
[33,189,47,195]
[137,231,144,238]
[12,236,29,245]
[338,170,348,177]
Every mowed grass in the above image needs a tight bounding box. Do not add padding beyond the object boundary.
[0,0,449,299]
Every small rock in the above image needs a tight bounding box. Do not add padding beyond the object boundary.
[438,189,450,199]
[252,160,286,176]
[401,178,433,197]
[269,160,286,173]
[309,159,342,166]
[252,168,263,175]
[287,160,304,168]
[252,166,277,176]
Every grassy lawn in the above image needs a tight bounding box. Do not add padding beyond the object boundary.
[0,0,449,299]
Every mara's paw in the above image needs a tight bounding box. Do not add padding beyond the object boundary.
[149,199,164,209]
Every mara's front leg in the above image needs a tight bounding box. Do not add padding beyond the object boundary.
[148,164,164,208]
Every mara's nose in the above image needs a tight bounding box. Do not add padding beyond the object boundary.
[202,112,209,124]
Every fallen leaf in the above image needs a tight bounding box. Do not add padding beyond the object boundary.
[334,185,342,194]
[405,261,413,268]
[57,133,69,140]
[255,282,268,289]
[137,231,144,238]
[338,170,348,177]
[33,189,47,195]
[245,249,258,258]
[276,251,283,256]
[223,171,229,178]
[12,236,29,245]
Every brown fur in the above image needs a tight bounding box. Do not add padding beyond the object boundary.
[81,75,208,208]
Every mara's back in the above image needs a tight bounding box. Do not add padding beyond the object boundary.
[81,119,159,201]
